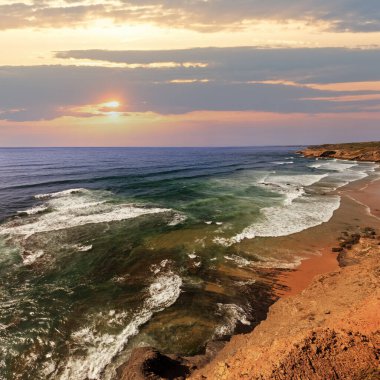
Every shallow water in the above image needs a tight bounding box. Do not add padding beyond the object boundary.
[0,147,377,379]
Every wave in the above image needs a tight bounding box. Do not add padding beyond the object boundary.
[59,271,182,380]
[22,249,45,265]
[224,254,252,267]
[0,188,177,238]
[214,172,339,246]
[259,173,328,205]
[214,161,378,246]
[271,161,294,165]
[218,194,341,245]
[309,160,358,172]
[214,304,250,338]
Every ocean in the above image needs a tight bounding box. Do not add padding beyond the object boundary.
[0,147,377,379]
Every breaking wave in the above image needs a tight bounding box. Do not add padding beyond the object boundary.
[0,188,177,238]
[59,271,182,380]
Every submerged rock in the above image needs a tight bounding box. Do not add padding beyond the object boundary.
[117,347,191,380]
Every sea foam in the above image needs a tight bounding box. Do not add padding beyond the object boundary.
[215,160,378,246]
[259,173,328,206]
[215,172,340,246]
[60,272,182,380]
[214,303,250,337]
[1,188,172,238]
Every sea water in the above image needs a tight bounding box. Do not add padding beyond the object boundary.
[0,147,377,379]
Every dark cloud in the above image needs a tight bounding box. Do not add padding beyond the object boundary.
[1,47,380,121]
[56,47,380,84]
[1,0,380,32]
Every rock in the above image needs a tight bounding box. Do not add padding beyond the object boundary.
[319,150,336,157]
[117,347,191,380]
[298,142,380,162]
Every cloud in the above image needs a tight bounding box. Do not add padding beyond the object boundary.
[1,0,380,32]
[1,47,380,121]
[55,47,380,84]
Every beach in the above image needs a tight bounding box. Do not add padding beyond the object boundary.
[278,173,380,298]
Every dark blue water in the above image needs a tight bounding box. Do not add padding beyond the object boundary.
[0,146,300,221]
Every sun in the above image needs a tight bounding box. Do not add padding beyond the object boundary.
[104,100,120,108]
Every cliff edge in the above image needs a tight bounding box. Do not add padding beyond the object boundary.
[298,141,380,162]
[189,231,380,380]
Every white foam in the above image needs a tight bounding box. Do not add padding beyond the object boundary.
[326,170,369,190]
[0,189,172,238]
[35,188,87,200]
[252,254,303,270]
[214,304,250,337]
[214,163,376,246]
[168,213,187,226]
[218,195,341,245]
[18,205,49,215]
[272,161,294,165]
[74,244,93,252]
[261,173,328,188]
[224,255,251,267]
[309,160,358,172]
[60,272,182,380]
[259,173,328,206]
[22,250,44,265]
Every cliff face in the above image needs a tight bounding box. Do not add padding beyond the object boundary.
[189,232,380,380]
[298,142,380,162]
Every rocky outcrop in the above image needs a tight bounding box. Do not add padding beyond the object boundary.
[190,231,380,380]
[116,347,191,380]
[298,142,380,162]
[117,341,226,380]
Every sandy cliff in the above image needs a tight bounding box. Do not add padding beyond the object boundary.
[298,142,380,162]
[190,231,380,380]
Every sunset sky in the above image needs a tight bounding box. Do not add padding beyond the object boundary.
[1,0,380,146]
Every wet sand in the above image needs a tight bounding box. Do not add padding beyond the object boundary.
[345,177,380,218]
[277,170,380,298]
[277,247,339,298]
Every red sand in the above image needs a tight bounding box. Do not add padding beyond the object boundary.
[277,247,338,298]
[277,173,380,298]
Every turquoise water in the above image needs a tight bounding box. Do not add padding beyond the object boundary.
[0,147,377,379]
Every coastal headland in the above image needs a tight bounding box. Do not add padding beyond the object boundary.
[119,143,380,380]
[298,141,380,162]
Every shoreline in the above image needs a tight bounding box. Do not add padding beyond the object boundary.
[190,231,380,379]
[276,247,338,298]
[277,171,380,298]
[187,169,380,379]
[117,162,380,379]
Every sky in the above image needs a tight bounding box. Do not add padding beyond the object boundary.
[0,0,380,146]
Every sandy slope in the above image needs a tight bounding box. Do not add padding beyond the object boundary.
[190,234,380,380]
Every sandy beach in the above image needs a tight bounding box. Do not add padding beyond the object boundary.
[277,170,380,298]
